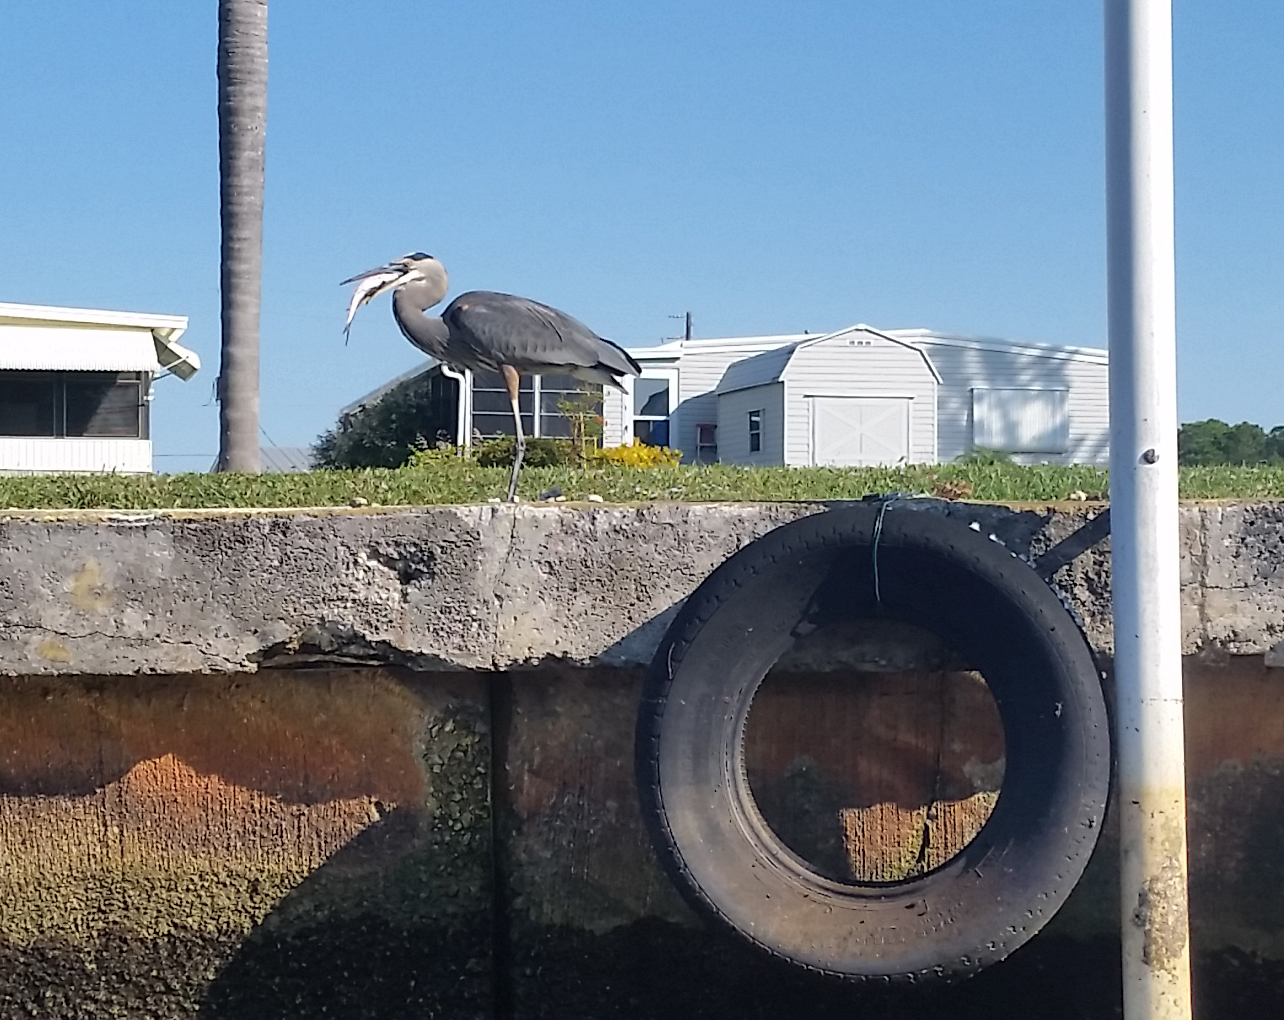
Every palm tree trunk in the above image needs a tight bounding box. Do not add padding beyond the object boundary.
[216,0,267,472]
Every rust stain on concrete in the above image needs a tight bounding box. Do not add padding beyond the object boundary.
[0,670,430,803]
[0,752,386,943]
[69,557,111,613]
[841,793,998,882]
[35,638,71,663]
[0,668,491,949]
[742,668,1004,879]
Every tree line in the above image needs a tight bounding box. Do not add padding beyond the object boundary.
[1178,420,1284,466]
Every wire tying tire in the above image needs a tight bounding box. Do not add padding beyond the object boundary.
[635,503,1110,983]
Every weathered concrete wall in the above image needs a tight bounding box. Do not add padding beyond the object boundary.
[1,502,1284,1017]
[4,501,1284,676]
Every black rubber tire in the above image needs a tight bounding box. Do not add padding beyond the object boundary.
[635,503,1110,983]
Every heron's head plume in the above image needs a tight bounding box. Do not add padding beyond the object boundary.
[341,252,449,341]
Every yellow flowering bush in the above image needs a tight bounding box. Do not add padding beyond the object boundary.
[592,438,683,468]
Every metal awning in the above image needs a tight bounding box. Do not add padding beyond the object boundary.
[0,325,161,372]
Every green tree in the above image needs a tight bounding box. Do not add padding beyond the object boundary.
[313,375,455,469]
[215,0,268,472]
[1177,419,1282,466]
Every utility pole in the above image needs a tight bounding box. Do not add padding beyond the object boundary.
[1104,2,1192,1018]
[667,312,693,342]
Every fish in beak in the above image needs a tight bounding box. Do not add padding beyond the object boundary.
[341,261,412,342]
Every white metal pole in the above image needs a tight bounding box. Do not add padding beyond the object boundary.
[1104,3,1192,1019]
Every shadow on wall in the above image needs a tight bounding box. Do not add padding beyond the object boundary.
[941,341,1105,467]
[4,565,1284,1017]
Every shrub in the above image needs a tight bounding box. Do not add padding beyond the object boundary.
[406,445,463,468]
[593,438,683,469]
[313,371,454,469]
[475,437,579,468]
[955,447,1014,466]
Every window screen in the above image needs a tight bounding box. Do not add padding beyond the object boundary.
[64,373,145,438]
[539,374,598,440]
[972,388,1069,453]
[0,373,57,436]
[695,423,717,463]
[634,378,670,417]
[633,374,673,447]
[471,370,534,438]
[748,409,762,453]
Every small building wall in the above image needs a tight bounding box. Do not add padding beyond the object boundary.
[918,338,1109,465]
[716,383,785,465]
[668,342,799,460]
[615,330,1108,467]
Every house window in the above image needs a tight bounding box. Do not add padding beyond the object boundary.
[471,370,534,439]
[695,423,717,463]
[748,409,762,453]
[468,371,603,442]
[0,371,146,439]
[65,373,146,437]
[633,376,671,447]
[0,373,57,436]
[972,388,1070,454]
[537,373,600,440]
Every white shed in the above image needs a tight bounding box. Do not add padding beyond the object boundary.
[608,324,1109,467]
[715,326,941,466]
[0,302,199,474]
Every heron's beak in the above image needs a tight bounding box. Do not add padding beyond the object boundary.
[341,261,412,342]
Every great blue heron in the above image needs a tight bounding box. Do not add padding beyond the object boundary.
[342,252,641,501]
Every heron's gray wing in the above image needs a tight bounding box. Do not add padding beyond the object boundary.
[443,292,639,376]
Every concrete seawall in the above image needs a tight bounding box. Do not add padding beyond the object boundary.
[1,502,1283,1018]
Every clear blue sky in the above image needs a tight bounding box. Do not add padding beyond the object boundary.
[2,2,1280,472]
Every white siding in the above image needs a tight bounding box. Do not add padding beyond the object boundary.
[918,339,1109,465]
[781,332,937,465]
[607,338,802,457]
[0,437,152,474]
[717,384,784,465]
[672,343,796,461]
[601,385,626,447]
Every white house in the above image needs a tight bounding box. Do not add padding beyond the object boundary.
[606,324,1110,467]
[0,302,200,474]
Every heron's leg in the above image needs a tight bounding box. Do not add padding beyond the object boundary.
[503,365,525,502]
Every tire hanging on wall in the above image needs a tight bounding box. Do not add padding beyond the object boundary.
[635,503,1111,983]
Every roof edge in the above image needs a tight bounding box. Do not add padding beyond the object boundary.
[0,301,188,333]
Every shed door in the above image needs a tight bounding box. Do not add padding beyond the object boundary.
[811,396,910,466]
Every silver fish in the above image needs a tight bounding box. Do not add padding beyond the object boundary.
[343,270,403,343]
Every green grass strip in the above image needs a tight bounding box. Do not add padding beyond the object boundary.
[3,462,1284,511]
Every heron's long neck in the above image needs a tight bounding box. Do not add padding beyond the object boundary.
[393,286,450,359]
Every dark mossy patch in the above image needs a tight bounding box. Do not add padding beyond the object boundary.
[508,918,1284,1020]
[200,915,491,1020]
[0,918,491,1020]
